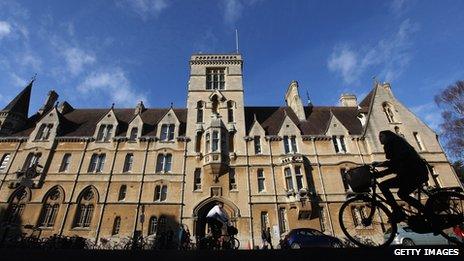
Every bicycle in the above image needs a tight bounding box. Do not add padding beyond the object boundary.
[338,163,464,247]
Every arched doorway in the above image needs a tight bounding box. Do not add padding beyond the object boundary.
[193,197,239,240]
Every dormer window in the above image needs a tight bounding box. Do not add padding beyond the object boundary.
[97,124,113,142]
[129,127,138,142]
[35,124,53,141]
[206,68,225,90]
[332,135,347,153]
[160,124,175,141]
[283,136,298,154]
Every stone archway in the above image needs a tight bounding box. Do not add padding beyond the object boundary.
[192,197,240,240]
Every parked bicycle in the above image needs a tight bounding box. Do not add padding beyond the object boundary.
[338,163,464,247]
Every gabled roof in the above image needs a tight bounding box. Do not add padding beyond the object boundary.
[2,81,33,117]
[244,106,363,136]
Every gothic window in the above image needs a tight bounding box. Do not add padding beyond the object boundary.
[227,101,234,123]
[295,166,304,190]
[283,136,298,154]
[23,152,42,171]
[88,154,106,173]
[382,102,396,123]
[205,133,210,153]
[332,136,347,153]
[278,208,288,234]
[284,167,294,191]
[160,124,175,141]
[254,136,262,154]
[38,187,62,228]
[260,211,269,231]
[0,153,11,172]
[257,168,265,192]
[123,153,134,173]
[194,168,202,190]
[5,188,28,224]
[154,185,167,202]
[118,185,127,201]
[35,124,53,141]
[59,153,71,172]
[195,132,202,153]
[196,101,204,123]
[148,216,158,235]
[212,131,219,152]
[129,127,138,142]
[206,68,225,90]
[340,168,350,191]
[112,216,121,235]
[228,132,235,152]
[97,124,113,142]
[155,154,172,173]
[413,132,426,151]
[74,187,96,228]
[229,168,237,190]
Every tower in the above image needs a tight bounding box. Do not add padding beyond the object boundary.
[0,81,33,135]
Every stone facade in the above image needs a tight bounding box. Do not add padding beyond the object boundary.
[0,53,461,248]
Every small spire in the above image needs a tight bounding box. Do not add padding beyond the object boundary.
[253,113,257,121]
[306,88,313,107]
[55,101,59,108]
[170,102,173,108]
[31,73,37,83]
[111,103,115,109]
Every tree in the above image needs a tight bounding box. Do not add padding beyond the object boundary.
[452,161,464,185]
[434,80,464,160]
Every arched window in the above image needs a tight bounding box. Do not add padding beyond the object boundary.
[88,153,106,173]
[59,153,71,172]
[155,154,172,173]
[38,187,62,228]
[196,101,204,123]
[382,102,396,123]
[118,185,127,201]
[74,187,97,228]
[112,216,121,235]
[5,187,29,224]
[0,153,11,172]
[23,152,42,171]
[205,133,210,153]
[154,184,168,202]
[123,153,134,173]
[227,101,234,123]
[148,216,158,235]
[129,127,138,141]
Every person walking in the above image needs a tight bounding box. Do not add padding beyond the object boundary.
[261,228,268,249]
[265,227,273,249]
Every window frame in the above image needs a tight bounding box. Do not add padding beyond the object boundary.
[0,153,11,172]
[206,67,226,90]
[59,153,72,173]
[257,168,265,192]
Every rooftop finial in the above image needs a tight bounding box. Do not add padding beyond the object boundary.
[111,103,115,109]
[306,88,313,107]
[170,102,173,108]
[235,29,239,54]
[31,73,37,82]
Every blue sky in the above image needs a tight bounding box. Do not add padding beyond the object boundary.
[0,0,463,134]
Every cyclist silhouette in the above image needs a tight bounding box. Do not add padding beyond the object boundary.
[206,202,230,240]
[375,130,430,222]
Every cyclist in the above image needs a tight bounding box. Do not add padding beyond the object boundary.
[375,130,430,222]
[206,202,230,242]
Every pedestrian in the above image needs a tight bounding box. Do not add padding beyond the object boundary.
[265,227,273,249]
[261,228,268,249]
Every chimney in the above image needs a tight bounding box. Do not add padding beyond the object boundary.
[339,93,357,107]
[38,90,59,115]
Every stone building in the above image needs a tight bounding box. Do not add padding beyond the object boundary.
[0,53,461,248]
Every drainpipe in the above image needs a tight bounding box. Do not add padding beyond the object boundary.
[133,138,151,237]
[267,137,280,245]
[244,137,254,248]
[59,138,90,236]
[355,138,365,164]
[311,137,334,236]
[95,139,121,243]
[179,137,189,225]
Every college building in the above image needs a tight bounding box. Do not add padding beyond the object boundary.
[0,53,461,248]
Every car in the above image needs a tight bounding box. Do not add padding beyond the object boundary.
[389,224,453,246]
[279,228,343,249]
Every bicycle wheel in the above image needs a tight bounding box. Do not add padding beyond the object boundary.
[339,195,397,247]
[425,191,464,246]
[230,237,240,249]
